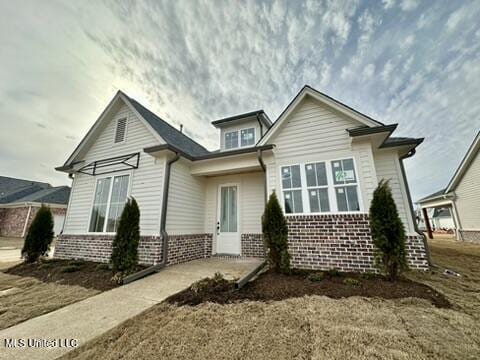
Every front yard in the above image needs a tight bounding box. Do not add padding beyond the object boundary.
[0,259,119,330]
[61,237,480,360]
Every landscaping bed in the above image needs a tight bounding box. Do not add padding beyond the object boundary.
[166,269,450,308]
[5,259,123,291]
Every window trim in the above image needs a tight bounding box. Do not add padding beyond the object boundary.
[223,127,257,150]
[279,157,364,215]
[113,117,128,145]
[86,171,133,234]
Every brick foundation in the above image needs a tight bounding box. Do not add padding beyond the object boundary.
[459,230,480,243]
[0,206,66,238]
[286,213,429,272]
[54,233,213,266]
[241,233,265,258]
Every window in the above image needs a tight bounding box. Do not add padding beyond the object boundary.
[280,158,361,214]
[281,165,303,213]
[114,118,127,143]
[89,174,130,233]
[305,162,330,212]
[331,159,360,211]
[225,131,238,149]
[240,128,255,147]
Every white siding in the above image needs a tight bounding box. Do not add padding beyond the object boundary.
[63,102,165,236]
[455,150,480,229]
[166,159,206,235]
[204,172,264,247]
[266,97,377,212]
[373,150,415,234]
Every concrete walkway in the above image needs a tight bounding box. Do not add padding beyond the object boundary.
[0,257,262,360]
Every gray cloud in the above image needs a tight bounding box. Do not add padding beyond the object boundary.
[0,0,479,201]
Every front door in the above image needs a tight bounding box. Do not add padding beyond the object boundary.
[216,184,240,255]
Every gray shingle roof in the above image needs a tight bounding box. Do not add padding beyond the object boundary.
[0,176,50,204]
[15,186,71,205]
[417,188,447,203]
[125,95,210,158]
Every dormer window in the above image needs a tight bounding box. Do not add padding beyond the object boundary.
[241,128,255,147]
[224,127,255,150]
[225,130,238,149]
[114,118,127,143]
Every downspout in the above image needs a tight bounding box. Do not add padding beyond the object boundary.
[399,149,432,266]
[257,149,267,204]
[256,113,264,137]
[123,152,180,284]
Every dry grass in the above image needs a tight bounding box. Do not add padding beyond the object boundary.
[62,238,480,360]
[0,272,98,330]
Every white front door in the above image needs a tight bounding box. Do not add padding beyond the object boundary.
[216,184,240,255]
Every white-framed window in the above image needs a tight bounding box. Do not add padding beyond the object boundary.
[225,130,239,149]
[305,162,330,212]
[331,158,360,212]
[281,165,303,213]
[89,174,130,233]
[280,158,361,214]
[114,118,127,143]
[224,127,256,149]
[240,128,255,147]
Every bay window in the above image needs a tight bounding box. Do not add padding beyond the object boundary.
[280,158,361,214]
[89,174,130,233]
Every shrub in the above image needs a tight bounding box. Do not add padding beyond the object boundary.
[61,265,80,273]
[262,192,291,274]
[96,263,111,271]
[110,197,140,276]
[307,271,325,282]
[327,269,340,277]
[369,180,408,280]
[21,205,54,263]
[343,277,360,286]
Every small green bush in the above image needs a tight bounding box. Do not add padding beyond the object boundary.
[110,197,140,276]
[307,272,325,282]
[370,180,408,280]
[21,205,54,263]
[191,273,228,293]
[343,277,360,286]
[96,263,111,271]
[327,269,340,277]
[262,192,291,274]
[61,265,80,273]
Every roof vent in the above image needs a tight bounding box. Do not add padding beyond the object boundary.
[114,118,127,143]
[180,124,183,133]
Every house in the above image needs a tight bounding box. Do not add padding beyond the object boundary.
[416,207,454,232]
[0,176,71,237]
[417,131,480,242]
[54,85,429,271]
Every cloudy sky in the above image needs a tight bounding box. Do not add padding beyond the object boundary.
[1,0,479,201]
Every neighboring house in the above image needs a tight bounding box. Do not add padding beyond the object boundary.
[417,131,480,242]
[55,85,429,271]
[0,176,71,237]
[416,207,454,231]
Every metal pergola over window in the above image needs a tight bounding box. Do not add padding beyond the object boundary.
[78,152,140,176]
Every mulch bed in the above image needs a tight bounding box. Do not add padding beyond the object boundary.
[166,269,451,308]
[4,259,140,291]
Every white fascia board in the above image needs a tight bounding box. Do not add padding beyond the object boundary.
[446,131,480,193]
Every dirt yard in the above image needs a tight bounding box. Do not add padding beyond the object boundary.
[0,259,121,330]
[0,272,98,330]
[61,238,480,360]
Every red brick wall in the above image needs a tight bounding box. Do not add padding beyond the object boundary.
[54,233,213,266]
[241,233,265,258]
[286,213,429,272]
[0,206,66,238]
[460,230,480,243]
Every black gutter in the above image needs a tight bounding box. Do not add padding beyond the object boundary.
[212,110,267,126]
[347,124,397,137]
[380,138,424,148]
[399,149,432,266]
[257,149,267,204]
[143,144,274,161]
[123,152,180,284]
[256,113,264,137]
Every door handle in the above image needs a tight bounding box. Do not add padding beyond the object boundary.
[216,221,220,235]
